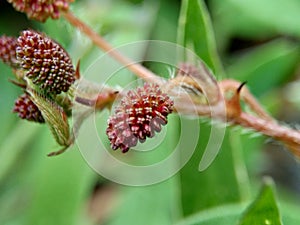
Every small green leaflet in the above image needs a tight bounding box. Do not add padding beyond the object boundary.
[238,178,282,225]
[27,88,72,155]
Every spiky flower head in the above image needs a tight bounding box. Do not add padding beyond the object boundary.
[106,83,174,153]
[13,93,45,123]
[7,0,72,22]
[16,30,75,95]
[0,36,19,68]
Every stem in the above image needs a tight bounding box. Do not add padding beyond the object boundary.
[173,84,300,156]
[236,112,300,154]
[220,79,273,121]
[220,80,300,155]
[62,10,300,158]
[62,10,163,84]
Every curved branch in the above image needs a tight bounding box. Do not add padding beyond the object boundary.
[62,10,163,84]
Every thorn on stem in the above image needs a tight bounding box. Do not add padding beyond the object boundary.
[8,78,27,89]
[237,81,247,94]
[226,81,247,120]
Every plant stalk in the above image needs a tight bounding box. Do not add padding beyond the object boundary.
[62,10,163,84]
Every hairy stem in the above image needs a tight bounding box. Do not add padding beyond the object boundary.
[237,113,300,144]
[236,112,300,156]
[63,9,300,158]
[62,10,162,84]
[220,79,273,121]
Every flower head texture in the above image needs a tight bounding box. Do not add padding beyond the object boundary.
[7,0,72,22]
[106,83,174,153]
[17,30,75,95]
[13,93,45,123]
[0,36,19,68]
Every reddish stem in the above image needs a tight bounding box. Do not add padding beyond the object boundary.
[236,112,300,156]
[62,10,163,84]
[63,9,300,158]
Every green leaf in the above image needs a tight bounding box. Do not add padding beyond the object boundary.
[175,203,246,225]
[211,0,300,54]
[27,88,72,154]
[175,177,300,225]
[179,129,244,215]
[177,0,246,216]
[281,202,300,225]
[0,121,41,183]
[107,178,181,225]
[238,178,282,225]
[147,0,179,42]
[23,129,96,225]
[227,39,300,96]
[178,0,223,77]
[219,0,300,38]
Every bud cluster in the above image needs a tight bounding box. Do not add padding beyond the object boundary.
[0,25,78,156]
[0,2,175,156]
[7,0,72,22]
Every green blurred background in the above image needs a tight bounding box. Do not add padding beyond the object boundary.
[0,0,300,224]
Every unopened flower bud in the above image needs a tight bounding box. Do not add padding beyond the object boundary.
[7,0,72,22]
[0,36,19,68]
[13,93,45,123]
[106,83,174,153]
[17,30,75,95]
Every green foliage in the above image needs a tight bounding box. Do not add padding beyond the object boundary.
[227,39,300,96]
[178,0,243,216]
[0,0,300,225]
[178,0,223,76]
[238,178,282,225]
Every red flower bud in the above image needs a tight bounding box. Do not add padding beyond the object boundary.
[0,36,19,68]
[13,93,45,123]
[7,0,72,22]
[106,83,174,153]
[17,30,75,95]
